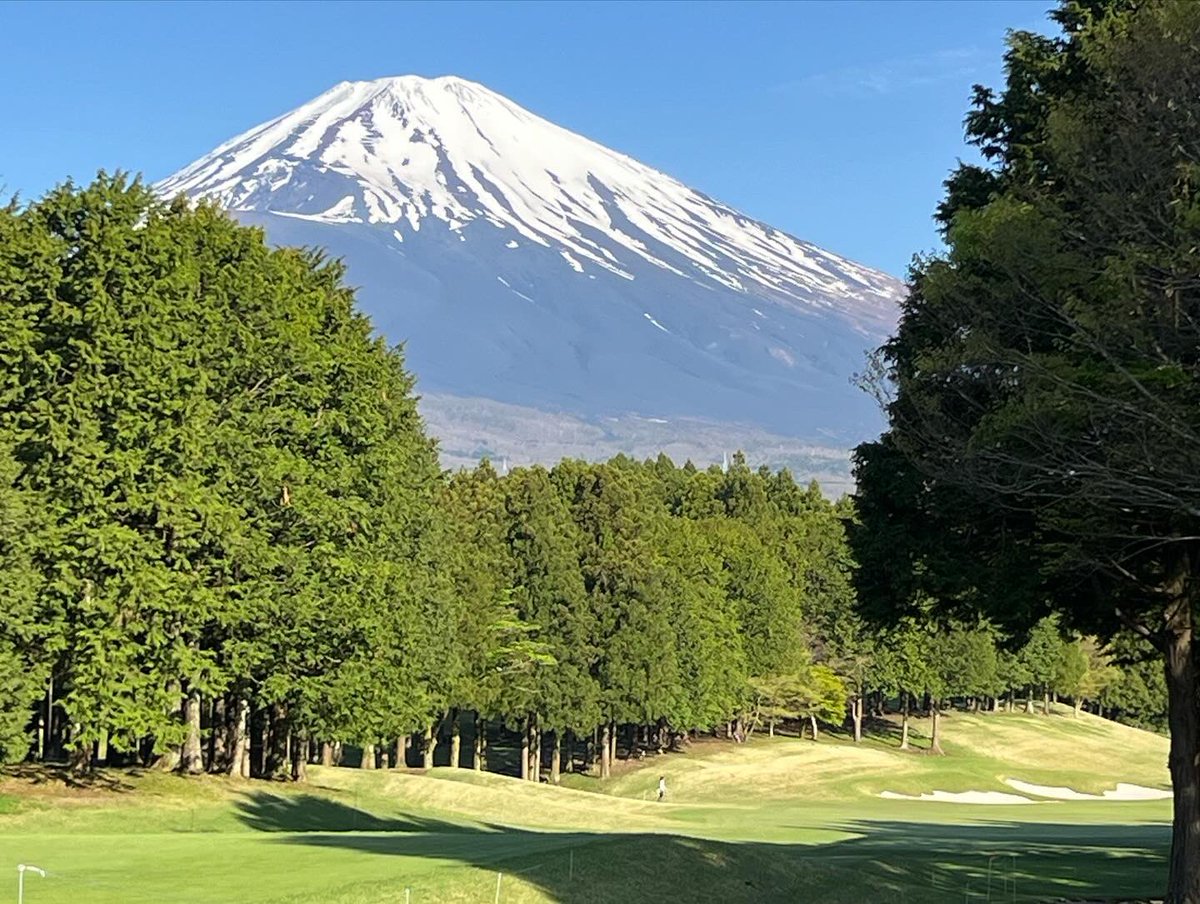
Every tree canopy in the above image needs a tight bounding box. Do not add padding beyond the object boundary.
[851,2,1200,898]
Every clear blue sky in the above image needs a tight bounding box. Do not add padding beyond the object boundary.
[0,0,1055,277]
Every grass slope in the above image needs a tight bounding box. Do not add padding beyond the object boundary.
[0,706,1171,903]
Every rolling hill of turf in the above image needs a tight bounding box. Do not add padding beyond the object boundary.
[0,706,1171,903]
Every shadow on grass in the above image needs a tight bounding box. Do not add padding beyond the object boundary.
[2,764,138,793]
[232,793,479,834]
[232,789,1169,903]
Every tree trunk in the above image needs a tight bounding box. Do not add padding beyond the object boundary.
[609,720,618,765]
[1074,698,1083,719]
[852,696,863,743]
[182,685,204,775]
[291,732,308,782]
[535,725,543,780]
[230,699,250,778]
[550,731,561,785]
[1025,690,1035,714]
[94,728,109,768]
[449,710,461,769]
[768,718,775,738]
[422,723,434,769]
[1163,582,1200,904]
[156,680,183,771]
[252,706,267,777]
[564,728,574,773]
[520,720,530,780]
[527,716,540,781]
[808,714,819,741]
[930,700,944,755]
[209,697,227,772]
[900,692,911,751]
[473,716,485,771]
[391,737,403,769]
[1043,689,1052,716]
[599,723,611,779]
[402,734,412,768]
[360,743,376,770]
[43,676,54,762]
[321,742,335,767]
[264,702,290,779]
[528,722,537,780]
[69,736,90,776]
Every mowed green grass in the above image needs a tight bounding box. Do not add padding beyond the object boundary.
[0,706,1172,903]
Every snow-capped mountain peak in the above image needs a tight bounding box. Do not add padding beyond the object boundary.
[160,75,900,336]
[158,76,903,472]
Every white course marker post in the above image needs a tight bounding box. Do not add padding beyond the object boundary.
[494,871,503,903]
[404,887,410,904]
[17,864,46,904]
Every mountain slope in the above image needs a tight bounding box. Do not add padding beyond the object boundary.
[157,75,903,468]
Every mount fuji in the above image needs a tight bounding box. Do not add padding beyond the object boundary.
[157,75,904,484]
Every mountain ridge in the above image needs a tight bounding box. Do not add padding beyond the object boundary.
[157,75,903,477]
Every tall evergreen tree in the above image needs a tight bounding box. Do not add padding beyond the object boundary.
[851,4,1200,897]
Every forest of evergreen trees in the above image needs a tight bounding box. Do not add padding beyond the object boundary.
[0,176,1165,782]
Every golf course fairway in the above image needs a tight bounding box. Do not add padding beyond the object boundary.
[0,706,1172,903]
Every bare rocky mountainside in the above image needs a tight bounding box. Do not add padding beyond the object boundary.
[158,75,903,489]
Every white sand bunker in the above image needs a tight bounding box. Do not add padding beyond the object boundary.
[1005,779,1171,801]
[880,790,1035,805]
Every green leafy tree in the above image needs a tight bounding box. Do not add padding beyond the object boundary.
[1071,638,1118,717]
[660,516,746,733]
[873,621,934,749]
[1020,618,1067,716]
[851,4,1200,896]
[1,175,441,776]
[786,662,847,741]
[0,445,42,762]
[504,465,595,780]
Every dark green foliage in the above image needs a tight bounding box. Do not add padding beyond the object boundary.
[0,444,41,762]
[0,172,1167,781]
[0,175,441,768]
[850,3,1200,897]
[501,465,594,732]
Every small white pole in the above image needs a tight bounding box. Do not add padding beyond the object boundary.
[494,871,502,903]
[17,864,46,904]
[405,888,411,904]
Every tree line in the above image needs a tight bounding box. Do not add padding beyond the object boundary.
[0,175,1166,783]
